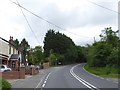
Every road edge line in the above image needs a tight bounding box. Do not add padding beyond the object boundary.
[83,65,119,84]
[70,64,99,90]
[83,65,100,78]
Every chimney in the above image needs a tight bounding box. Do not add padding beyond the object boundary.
[9,36,14,44]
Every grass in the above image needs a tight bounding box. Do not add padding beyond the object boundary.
[0,78,12,90]
[84,65,120,79]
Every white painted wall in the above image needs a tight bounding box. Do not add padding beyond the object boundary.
[0,39,9,56]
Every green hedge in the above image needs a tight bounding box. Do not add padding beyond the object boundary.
[0,78,11,90]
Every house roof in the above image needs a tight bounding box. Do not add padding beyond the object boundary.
[0,37,20,51]
[0,37,15,47]
[10,54,20,61]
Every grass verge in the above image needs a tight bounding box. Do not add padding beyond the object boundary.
[84,65,120,79]
[0,78,12,90]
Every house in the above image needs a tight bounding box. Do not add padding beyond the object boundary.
[0,36,22,71]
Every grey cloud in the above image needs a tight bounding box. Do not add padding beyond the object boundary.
[15,0,117,47]
[34,1,117,30]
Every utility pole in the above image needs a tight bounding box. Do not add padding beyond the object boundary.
[94,37,96,43]
[118,28,120,39]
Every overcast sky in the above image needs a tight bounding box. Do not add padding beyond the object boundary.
[0,0,118,47]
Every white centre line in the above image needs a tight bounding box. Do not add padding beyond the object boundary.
[70,64,99,90]
[42,83,45,87]
[34,75,46,89]
[42,72,51,88]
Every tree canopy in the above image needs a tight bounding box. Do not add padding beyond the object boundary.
[27,46,44,65]
[86,27,119,70]
[43,29,85,65]
[43,30,75,56]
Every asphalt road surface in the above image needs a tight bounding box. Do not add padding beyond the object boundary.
[11,63,119,90]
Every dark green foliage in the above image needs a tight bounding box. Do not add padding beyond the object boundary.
[107,48,119,67]
[86,27,120,73]
[64,45,78,64]
[12,38,30,65]
[20,38,30,51]
[100,27,119,47]
[76,46,87,63]
[20,38,30,65]
[43,29,80,64]
[43,30,75,62]
[0,78,11,90]
[27,46,44,65]
[43,30,75,56]
[14,39,19,49]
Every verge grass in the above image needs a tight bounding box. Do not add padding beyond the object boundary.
[84,65,120,78]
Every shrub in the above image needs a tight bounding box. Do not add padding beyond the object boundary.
[0,78,11,90]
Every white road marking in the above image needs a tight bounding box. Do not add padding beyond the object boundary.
[44,81,47,84]
[83,65,100,78]
[34,75,46,89]
[83,65,119,84]
[70,64,99,90]
[100,77,104,79]
[42,72,51,88]
[42,83,45,87]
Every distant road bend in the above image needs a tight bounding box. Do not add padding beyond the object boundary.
[41,63,119,89]
[12,63,119,90]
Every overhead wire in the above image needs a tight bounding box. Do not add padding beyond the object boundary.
[9,0,118,39]
[85,0,119,14]
[9,0,92,39]
[15,0,40,44]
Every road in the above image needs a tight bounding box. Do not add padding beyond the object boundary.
[11,63,119,90]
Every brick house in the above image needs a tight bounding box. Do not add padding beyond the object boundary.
[0,36,22,71]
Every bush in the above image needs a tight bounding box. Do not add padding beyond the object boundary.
[0,78,11,90]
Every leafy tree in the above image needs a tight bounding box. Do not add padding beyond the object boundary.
[93,42,112,67]
[87,27,119,68]
[20,38,30,50]
[64,45,78,64]
[75,46,87,63]
[34,46,44,64]
[27,46,44,65]
[27,48,34,65]
[100,27,119,47]
[107,48,119,67]
[20,38,30,65]
[43,29,77,64]
[43,30,55,57]
[43,30,75,56]
[14,39,19,49]
[49,53,57,66]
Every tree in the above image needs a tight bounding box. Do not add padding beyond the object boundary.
[14,39,19,49]
[107,48,119,67]
[64,45,78,64]
[43,29,77,64]
[43,30,55,57]
[34,46,44,64]
[27,46,44,65]
[87,27,119,67]
[20,38,30,65]
[100,27,119,47]
[27,48,34,65]
[20,38,30,50]
[75,46,86,63]
[43,30,75,56]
